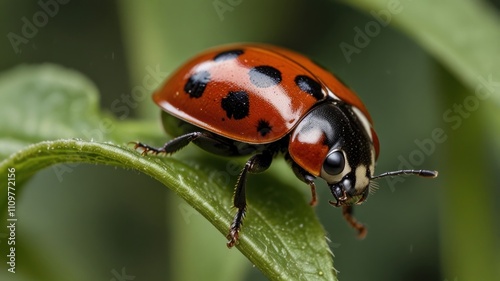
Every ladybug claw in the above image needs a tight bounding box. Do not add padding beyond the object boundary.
[226,230,239,248]
[357,226,367,239]
[131,142,164,156]
[309,197,318,207]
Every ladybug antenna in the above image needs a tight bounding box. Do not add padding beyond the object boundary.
[371,169,438,180]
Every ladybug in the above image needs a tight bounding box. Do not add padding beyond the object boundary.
[133,44,438,248]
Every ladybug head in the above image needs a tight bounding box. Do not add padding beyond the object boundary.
[323,148,439,207]
[289,102,376,207]
[289,102,438,207]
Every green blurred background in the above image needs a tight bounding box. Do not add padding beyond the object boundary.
[1,0,499,280]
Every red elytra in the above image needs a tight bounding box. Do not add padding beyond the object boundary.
[153,44,379,155]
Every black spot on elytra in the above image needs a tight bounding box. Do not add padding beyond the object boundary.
[221,91,250,120]
[295,75,324,100]
[184,71,210,98]
[214,49,244,62]
[249,65,282,88]
[256,119,272,137]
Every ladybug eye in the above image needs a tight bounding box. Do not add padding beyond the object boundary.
[323,150,345,175]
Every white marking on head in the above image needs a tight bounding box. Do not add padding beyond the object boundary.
[369,147,375,177]
[355,165,370,191]
[352,107,373,142]
[326,88,340,101]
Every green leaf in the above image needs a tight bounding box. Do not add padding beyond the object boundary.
[340,0,500,104]
[0,64,100,158]
[0,65,336,280]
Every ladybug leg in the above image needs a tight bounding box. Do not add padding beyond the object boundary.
[342,205,367,239]
[308,180,317,207]
[133,132,237,155]
[227,151,273,248]
[132,131,248,156]
[290,162,318,206]
[133,132,205,155]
